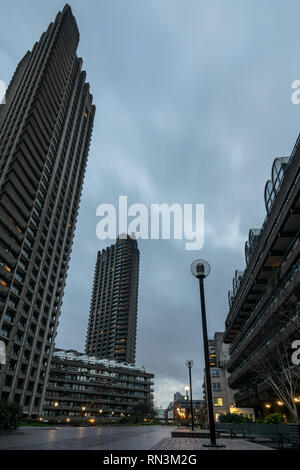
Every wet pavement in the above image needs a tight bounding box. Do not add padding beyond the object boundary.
[0,425,173,450]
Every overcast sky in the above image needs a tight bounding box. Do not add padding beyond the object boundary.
[1,0,300,407]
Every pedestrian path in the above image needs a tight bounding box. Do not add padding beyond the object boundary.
[151,437,274,450]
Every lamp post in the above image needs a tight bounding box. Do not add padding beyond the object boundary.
[186,360,194,431]
[184,385,189,427]
[190,259,224,448]
[176,407,180,425]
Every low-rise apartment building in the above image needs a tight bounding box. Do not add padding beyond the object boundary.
[203,332,254,421]
[42,349,154,421]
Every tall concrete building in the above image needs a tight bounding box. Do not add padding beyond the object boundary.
[86,235,139,364]
[0,4,95,417]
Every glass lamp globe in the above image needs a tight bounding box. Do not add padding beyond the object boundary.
[190,259,211,278]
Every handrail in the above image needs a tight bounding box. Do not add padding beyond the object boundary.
[226,169,300,334]
[228,230,300,357]
[227,256,300,370]
[228,290,300,383]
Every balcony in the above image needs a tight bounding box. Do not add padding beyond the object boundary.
[228,310,300,388]
[225,151,300,342]
[227,255,300,371]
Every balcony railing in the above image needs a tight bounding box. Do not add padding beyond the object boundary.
[228,231,300,361]
[226,163,300,333]
[228,307,300,386]
[227,255,300,371]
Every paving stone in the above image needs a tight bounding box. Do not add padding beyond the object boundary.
[151,437,274,450]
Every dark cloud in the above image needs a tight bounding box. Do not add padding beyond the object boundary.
[2,0,300,406]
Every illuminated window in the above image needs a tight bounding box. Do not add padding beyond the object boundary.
[214,398,223,407]
[8,216,22,233]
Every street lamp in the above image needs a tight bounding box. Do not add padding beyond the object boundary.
[190,259,224,448]
[185,360,194,431]
[184,385,189,426]
[175,406,179,422]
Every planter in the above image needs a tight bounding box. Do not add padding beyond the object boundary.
[288,424,300,448]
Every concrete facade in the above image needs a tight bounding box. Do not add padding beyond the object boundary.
[224,147,300,419]
[43,348,154,420]
[0,5,95,416]
[203,332,254,421]
[85,235,140,364]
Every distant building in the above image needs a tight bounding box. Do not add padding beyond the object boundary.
[174,391,184,402]
[173,390,205,423]
[167,401,174,420]
[203,332,254,422]
[43,349,154,420]
[155,407,167,422]
[85,235,139,364]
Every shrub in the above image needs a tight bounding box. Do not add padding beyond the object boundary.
[255,417,264,424]
[263,413,285,425]
[0,401,22,430]
[219,413,253,424]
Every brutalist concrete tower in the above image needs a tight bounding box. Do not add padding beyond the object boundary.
[86,235,140,364]
[0,4,95,417]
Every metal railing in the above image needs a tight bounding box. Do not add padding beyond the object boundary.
[226,157,300,333]
[227,257,300,373]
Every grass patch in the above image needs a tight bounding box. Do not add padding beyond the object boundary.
[20,421,52,427]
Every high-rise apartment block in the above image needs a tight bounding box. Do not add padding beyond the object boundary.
[0,4,95,417]
[86,235,139,364]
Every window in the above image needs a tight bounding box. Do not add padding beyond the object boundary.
[212,383,221,391]
[211,369,220,377]
[214,397,223,407]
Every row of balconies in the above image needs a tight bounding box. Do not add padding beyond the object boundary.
[227,257,300,371]
[48,374,151,390]
[228,311,299,388]
[46,383,150,399]
[44,395,149,407]
[225,160,300,338]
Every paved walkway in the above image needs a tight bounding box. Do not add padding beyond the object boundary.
[151,437,274,450]
[0,425,275,450]
[0,425,172,450]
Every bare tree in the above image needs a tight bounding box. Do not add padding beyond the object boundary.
[250,343,300,423]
